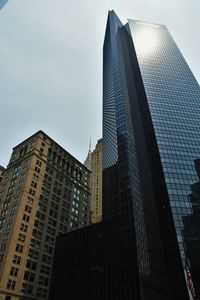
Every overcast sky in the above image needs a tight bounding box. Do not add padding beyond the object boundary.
[0,0,199,167]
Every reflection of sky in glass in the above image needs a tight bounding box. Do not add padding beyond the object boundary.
[129,19,200,262]
[133,22,160,56]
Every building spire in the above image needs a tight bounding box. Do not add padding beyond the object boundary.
[84,139,92,171]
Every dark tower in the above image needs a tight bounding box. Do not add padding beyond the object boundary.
[49,11,200,300]
[103,10,193,299]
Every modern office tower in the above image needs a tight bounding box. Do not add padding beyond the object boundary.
[102,10,192,299]
[49,10,199,300]
[0,166,5,185]
[90,139,102,223]
[104,7,200,286]
[0,0,8,10]
[0,131,90,300]
[183,159,200,299]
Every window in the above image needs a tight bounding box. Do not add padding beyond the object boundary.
[0,218,5,225]
[36,211,45,221]
[7,279,16,290]
[72,207,79,215]
[36,160,42,167]
[23,214,30,223]
[26,259,37,270]
[3,201,10,208]
[31,181,37,189]
[10,266,19,277]
[34,219,44,230]
[29,188,35,196]
[4,232,9,240]
[38,275,49,286]
[28,248,39,259]
[9,213,14,221]
[25,205,32,213]
[0,243,6,252]
[6,223,12,231]
[15,244,23,253]
[40,264,50,275]
[1,209,8,216]
[37,287,48,297]
[13,255,21,265]
[42,254,52,264]
[45,235,54,245]
[22,283,33,294]
[47,226,55,235]
[48,217,57,227]
[20,223,28,232]
[24,271,35,282]
[18,233,25,242]
[27,196,34,205]
[43,244,53,254]
[30,238,41,249]
[32,229,42,239]
[35,167,40,174]
[11,204,17,211]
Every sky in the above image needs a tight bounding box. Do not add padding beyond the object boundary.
[0,0,199,167]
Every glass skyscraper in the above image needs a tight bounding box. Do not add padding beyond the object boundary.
[103,10,200,297]
[0,0,8,10]
[49,10,199,299]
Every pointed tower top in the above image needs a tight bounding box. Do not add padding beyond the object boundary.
[84,139,92,171]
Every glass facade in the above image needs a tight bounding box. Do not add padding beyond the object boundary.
[183,159,200,298]
[0,0,8,10]
[128,20,200,262]
[49,10,196,300]
[102,10,190,300]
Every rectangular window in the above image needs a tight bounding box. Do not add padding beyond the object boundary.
[10,266,19,277]
[9,213,14,221]
[3,232,9,240]
[42,254,52,264]
[26,259,37,270]
[27,196,34,205]
[34,219,44,230]
[32,229,42,239]
[0,243,6,252]
[38,275,49,286]
[13,255,21,265]
[29,188,35,196]
[22,283,33,294]
[28,248,39,259]
[37,287,48,297]
[40,264,50,275]
[15,244,23,253]
[30,239,41,250]
[6,223,12,231]
[18,233,25,242]
[7,279,16,289]
[36,160,42,167]
[25,205,32,213]
[20,223,28,232]
[24,271,35,282]
[23,214,30,223]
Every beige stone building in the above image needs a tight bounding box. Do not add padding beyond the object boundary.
[0,131,90,300]
[90,139,102,224]
[0,166,5,186]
